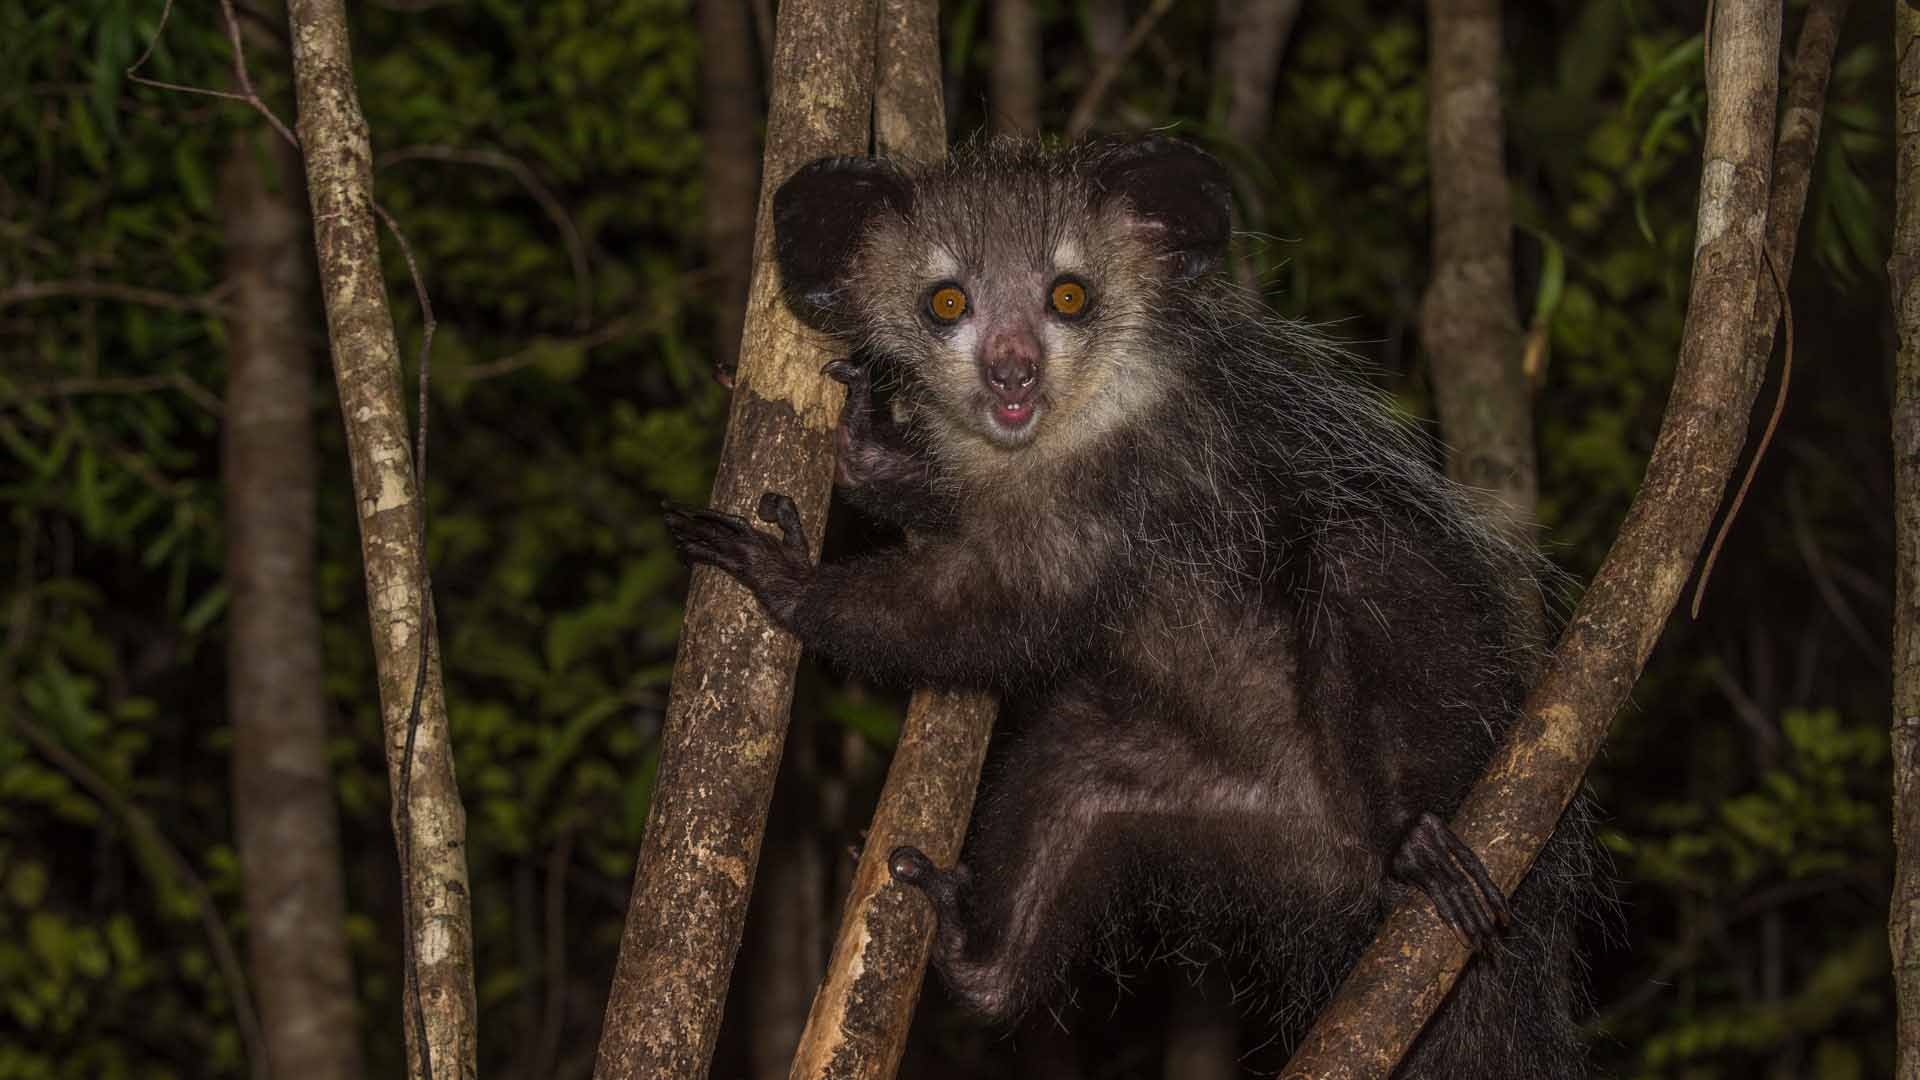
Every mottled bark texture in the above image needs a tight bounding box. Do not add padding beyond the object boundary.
[590,2,879,1077]
[784,14,1001,1076]
[285,3,477,1077]
[786,692,993,1080]
[1214,0,1302,146]
[1419,0,1537,543]
[702,0,761,385]
[1891,0,1920,1070]
[1281,2,1783,1075]
[990,0,1041,136]
[223,129,365,1080]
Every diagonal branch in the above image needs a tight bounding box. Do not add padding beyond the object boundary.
[1066,0,1177,138]
[1280,1,1793,1074]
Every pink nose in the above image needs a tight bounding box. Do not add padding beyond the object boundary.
[981,326,1041,401]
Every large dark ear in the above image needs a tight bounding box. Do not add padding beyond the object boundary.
[773,156,913,326]
[1088,137,1232,282]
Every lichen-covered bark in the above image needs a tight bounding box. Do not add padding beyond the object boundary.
[1891,0,1920,1069]
[701,0,761,384]
[590,2,879,1077]
[285,3,476,1077]
[786,692,993,1080]
[1419,0,1537,542]
[1281,3,1783,1075]
[223,128,365,1080]
[990,0,1040,136]
[1214,0,1302,146]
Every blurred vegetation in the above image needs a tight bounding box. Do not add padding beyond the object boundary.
[0,1,1900,1077]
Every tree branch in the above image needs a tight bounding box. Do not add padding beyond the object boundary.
[1280,2,1787,1074]
[0,279,235,318]
[378,144,594,330]
[1419,0,1538,543]
[784,9,999,1075]
[1887,0,1920,1068]
[1066,0,1177,139]
[588,1,880,1076]
[284,2,474,1077]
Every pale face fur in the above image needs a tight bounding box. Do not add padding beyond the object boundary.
[842,160,1180,481]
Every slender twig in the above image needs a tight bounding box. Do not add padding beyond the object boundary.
[2,372,225,416]
[5,707,269,1080]
[126,0,299,150]
[1785,482,1882,663]
[1691,246,1792,616]
[130,3,444,1074]
[1065,0,1176,138]
[0,279,234,317]
[379,145,593,329]
[465,310,654,381]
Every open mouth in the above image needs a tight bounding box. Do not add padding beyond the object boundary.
[993,399,1036,429]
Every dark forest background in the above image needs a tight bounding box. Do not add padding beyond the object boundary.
[0,1,1900,1077]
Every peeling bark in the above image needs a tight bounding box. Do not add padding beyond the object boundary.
[1280,2,1783,1075]
[285,2,477,1077]
[990,0,1041,136]
[702,0,761,385]
[1419,0,1537,543]
[1891,0,1920,1069]
[223,128,365,1080]
[590,2,879,1077]
[785,692,993,1080]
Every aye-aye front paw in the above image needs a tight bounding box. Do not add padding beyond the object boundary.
[663,492,813,623]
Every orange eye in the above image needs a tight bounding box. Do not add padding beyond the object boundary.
[1050,280,1088,317]
[929,285,968,321]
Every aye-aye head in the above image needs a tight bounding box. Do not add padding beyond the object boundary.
[773,137,1232,459]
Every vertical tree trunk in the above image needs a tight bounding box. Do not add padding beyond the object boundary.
[1282,2,1783,1074]
[990,0,1041,136]
[786,11,1000,1076]
[702,0,761,385]
[1213,0,1302,146]
[1419,0,1537,543]
[285,2,478,1076]
[223,128,365,1080]
[1086,2,1126,66]
[1890,0,1920,1069]
[591,2,879,1076]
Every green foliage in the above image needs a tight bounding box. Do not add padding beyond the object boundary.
[1,1,1903,1076]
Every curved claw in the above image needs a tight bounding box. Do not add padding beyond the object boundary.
[821,358,865,386]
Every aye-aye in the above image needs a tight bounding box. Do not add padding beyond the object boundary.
[666,137,1594,1077]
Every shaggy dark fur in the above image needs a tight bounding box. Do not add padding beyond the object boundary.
[666,137,1594,1078]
